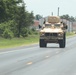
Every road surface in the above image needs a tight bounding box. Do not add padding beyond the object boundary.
[0,36,76,75]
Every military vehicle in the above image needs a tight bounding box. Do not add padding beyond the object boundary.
[39,16,67,48]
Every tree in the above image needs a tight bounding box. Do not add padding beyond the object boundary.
[26,11,34,27]
[69,16,75,22]
[0,0,34,38]
[35,14,43,20]
[60,14,70,20]
[0,0,6,23]
[60,14,76,22]
[14,3,34,37]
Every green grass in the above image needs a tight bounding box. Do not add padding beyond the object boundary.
[66,32,75,36]
[0,32,75,49]
[0,35,39,49]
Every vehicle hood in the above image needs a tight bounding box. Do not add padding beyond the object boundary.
[40,28,63,33]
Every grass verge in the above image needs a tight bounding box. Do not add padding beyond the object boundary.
[0,35,39,49]
[0,32,75,49]
[66,32,75,36]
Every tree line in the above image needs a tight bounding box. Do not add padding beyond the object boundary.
[0,0,35,38]
[60,14,76,22]
[35,14,76,22]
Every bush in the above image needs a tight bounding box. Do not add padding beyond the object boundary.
[27,28,38,35]
[2,29,14,39]
[31,28,38,35]
[21,28,28,37]
[34,31,38,35]
[31,28,36,32]
[0,20,15,37]
[28,29,33,35]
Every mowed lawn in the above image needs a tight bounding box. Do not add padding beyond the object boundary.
[0,32,75,49]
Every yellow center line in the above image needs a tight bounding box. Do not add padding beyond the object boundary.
[45,55,50,58]
[27,62,33,65]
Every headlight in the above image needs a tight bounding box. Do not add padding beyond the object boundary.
[60,25,63,28]
[58,33,63,36]
[40,32,45,36]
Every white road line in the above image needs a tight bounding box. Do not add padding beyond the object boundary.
[0,50,19,55]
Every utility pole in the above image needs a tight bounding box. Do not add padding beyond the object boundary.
[51,12,53,16]
[57,7,59,16]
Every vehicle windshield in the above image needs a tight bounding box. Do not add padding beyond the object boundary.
[45,24,60,28]
[45,24,51,27]
[54,24,61,27]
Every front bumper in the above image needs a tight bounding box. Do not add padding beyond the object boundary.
[40,36,63,40]
[40,33,64,43]
[40,33,63,39]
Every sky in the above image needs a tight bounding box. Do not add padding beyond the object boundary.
[23,0,76,17]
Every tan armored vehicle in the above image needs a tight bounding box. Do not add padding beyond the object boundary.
[39,16,67,48]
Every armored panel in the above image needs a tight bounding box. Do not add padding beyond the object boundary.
[48,16,60,23]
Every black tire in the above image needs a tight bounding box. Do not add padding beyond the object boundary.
[64,33,66,47]
[59,33,66,48]
[59,39,65,48]
[39,39,47,47]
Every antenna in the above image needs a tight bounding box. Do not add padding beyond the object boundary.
[58,7,60,16]
[51,12,53,16]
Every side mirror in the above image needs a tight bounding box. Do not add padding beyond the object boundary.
[63,22,68,29]
[38,25,42,29]
[43,18,46,24]
[65,25,68,29]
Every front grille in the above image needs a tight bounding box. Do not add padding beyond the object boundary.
[45,33,58,37]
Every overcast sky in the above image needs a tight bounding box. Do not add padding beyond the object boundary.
[24,0,76,17]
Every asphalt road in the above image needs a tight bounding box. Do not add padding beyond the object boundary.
[0,36,76,75]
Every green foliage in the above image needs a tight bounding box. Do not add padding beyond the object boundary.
[60,14,76,22]
[0,0,34,38]
[0,20,14,36]
[0,0,6,23]
[31,28,36,32]
[34,31,38,35]
[31,28,38,35]
[28,29,33,35]
[21,28,28,37]
[28,28,38,35]
[2,28,14,39]
[35,14,43,20]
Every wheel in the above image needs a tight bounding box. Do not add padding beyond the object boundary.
[59,33,66,48]
[39,39,47,47]
[59,39,65,48]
